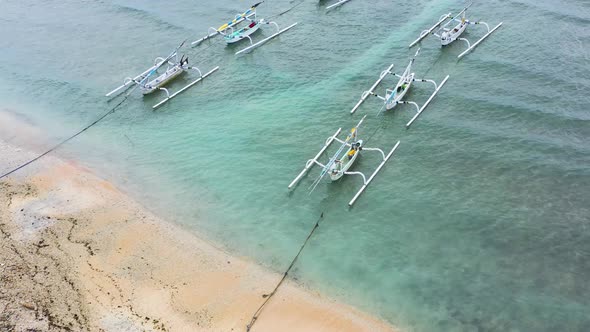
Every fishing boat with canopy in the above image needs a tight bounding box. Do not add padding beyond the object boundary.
[191,2,298,55]
[409,3,503,59]
[105,40,219,109]
[350,49,449,128]
[288,115,400,206]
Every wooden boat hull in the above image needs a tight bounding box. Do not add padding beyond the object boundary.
[385,73,414,110]
[329,140,363,181]
[440,21,467,46]
[142,65,185,95]
[224,22,261,44]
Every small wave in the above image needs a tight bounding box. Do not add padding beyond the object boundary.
[106,2,189,33]
[506,0,590,25]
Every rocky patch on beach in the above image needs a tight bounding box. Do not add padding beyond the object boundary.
[0,181,91,331]
[0,180,168,331]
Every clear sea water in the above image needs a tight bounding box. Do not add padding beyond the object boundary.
[1,0,589,330]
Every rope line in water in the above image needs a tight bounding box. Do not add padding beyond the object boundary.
[246,212,324,331]
[420,51,441,79]
[0,95,129,180]
[364,112,391,146]
[192,36,224,57]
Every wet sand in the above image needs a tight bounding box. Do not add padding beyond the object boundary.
[0,112,397,331]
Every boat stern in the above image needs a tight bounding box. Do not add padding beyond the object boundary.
[386,99,398,110]
[329,161,344,181]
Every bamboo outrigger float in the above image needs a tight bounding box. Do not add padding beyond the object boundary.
[289,115,400,206]
[350,49,449,128]
[105,41,219,109]
[191,2,298,55]
[324,0,353,10]
[409,3,503,59]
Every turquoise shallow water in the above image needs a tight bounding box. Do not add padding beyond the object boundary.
[1,0,590,330]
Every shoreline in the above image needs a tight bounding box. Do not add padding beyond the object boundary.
[0,112,397,331]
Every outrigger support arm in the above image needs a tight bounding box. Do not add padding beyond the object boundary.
[159,87,170,98]
[368,91,386,102]
[457,22,503,59]
[350,64,395,114]
[269,21,280,31]
[404,74,450,128]
[348,141,401,206]
[362,147,387,160]
[194,27,221,45]
[458,37,471,49]
[190,66,203,77]
[397,100,420,113]
[333,137,352,146]
[344,171,367,185]
[409,13,452,48]
[312,160,327,168]
[152,66,220,109]
[413,78,438,89]
[106,63,160,97]
[288,128,342,189]
[154,56,167,65]
[477,21,491,30]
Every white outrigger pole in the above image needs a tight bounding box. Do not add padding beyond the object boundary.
[234,21,298,55]
[350,49,449,128]
[288,115,400,206]
[409,3,503,59]
[325,0,353,10]
[191,2,298,55]
[105,40,219,109]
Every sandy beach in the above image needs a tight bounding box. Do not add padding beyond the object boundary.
[0,111,396,331]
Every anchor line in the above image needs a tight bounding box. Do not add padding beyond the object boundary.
[0,95,130,180]
[419,52,441,79]
[246,212,324,331]
[266,0,305,20]
[196,36,224,54]
[185,37,225,67]
[364,115,391,147]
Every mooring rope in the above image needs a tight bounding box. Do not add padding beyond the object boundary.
[267,0,306,20]
[193,36,224,54]
[363,114,391,146]
[419,50,442,81]
[0,95,129,180]
[246,212,324,331]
